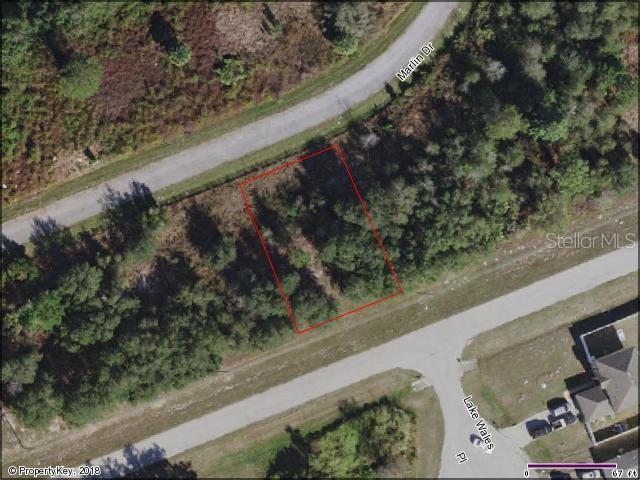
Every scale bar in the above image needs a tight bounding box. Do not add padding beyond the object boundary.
[528,463,617,470]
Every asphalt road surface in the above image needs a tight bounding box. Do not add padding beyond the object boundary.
[2,2,459,244]
[86,244,638,477]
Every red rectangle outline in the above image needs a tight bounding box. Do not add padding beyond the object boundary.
[239,144,403,334]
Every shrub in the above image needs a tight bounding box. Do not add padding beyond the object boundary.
[215,58,247,87]
[333,35,359,56]
[168,43,191,67]
[335,2,370,39]
[58,57,103,100]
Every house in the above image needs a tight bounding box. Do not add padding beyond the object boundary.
[593,347,639,414]
[573,346,638,425]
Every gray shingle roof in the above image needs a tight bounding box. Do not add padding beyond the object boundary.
[574,386,614,423]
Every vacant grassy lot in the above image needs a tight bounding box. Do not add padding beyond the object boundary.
[169,369,443,478]
[461,272,638,428]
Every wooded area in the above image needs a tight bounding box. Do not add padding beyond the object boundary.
[266,399,415,478]
[2,1,638,430]
[2,2,396,201]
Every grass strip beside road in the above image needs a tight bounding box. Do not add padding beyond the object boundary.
[401,388,444,478]
[173,372,444,479]
[2,2,426,222]
[169,369,423,478]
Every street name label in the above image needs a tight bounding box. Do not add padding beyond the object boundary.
[463,395,495,453]
[395,42,435,82]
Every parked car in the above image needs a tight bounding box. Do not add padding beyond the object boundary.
[530,422,553,438]
[578,470,601,479]
[551,412,578,431]
[552,417,568,430]
[548,399,570,418]
[470,434,493,454]
[563,412,578,425]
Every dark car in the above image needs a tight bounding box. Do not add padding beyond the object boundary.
[563,412,577,425]
[551,412,578,430]
[530,422,553,438]
[548,398,571,418]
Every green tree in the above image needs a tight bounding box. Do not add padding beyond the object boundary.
[55,263,139,352]
[2,351,42,392]
[168,43,191,67]
[334,3,370,39]
[215,58,247,87]
[552,154,595,200]
[12,374,64,428]
[485,105,527,141]
[13,290,65,333]
[58,57,103,100]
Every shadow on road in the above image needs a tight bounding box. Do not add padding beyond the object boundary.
[86,443,197,479]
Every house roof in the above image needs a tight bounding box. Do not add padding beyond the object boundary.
[607,374,639,412]
[594,347,638,383]
[574,386,614,423]
[594,347,638,413]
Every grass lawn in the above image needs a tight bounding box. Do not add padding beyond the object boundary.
[400,388,445,478]
[4,2,467,223]
[169,368,443,478]
[524,422,593,464]
[461,273,638,428]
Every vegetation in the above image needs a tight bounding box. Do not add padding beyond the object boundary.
[1,2,398,202]
[58,57,103,100]
[2,1,638,430]
[266,399,414,478]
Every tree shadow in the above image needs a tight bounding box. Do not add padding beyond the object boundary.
[149,11,178,53]
[29,216,78,279]
[100,181,163,252]
[185,205,237,270]
[86,443,197,478]
[1,234,25,259]
[144,251,199,305]
[266,426,310,479]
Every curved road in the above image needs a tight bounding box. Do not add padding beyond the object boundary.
[2,2,459,244]
[85,245,638,477]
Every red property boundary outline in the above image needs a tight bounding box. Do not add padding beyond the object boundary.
[238,144,403,334]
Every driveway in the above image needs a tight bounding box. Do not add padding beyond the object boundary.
[1,2,459,244]
[84,245,638,477]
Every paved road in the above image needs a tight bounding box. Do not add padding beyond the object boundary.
[2,2,459,244]
[85,245,638,477]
